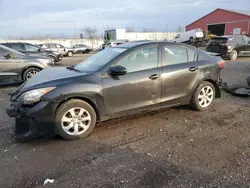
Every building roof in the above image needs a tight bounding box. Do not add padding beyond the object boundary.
[186,8,250,27]
[224,9,250,16]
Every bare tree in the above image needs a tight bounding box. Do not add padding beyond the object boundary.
[176,26,184,33]
[142,28,155,32]
[83,26,98,48]
[126,26,135,32]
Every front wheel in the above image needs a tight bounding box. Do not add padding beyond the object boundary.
[67,51,74,57]
[190,81,215,111]
[55,99,97,140]
[229,50,238,60]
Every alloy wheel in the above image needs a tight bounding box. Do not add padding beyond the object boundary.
[26,70,38,80]
[198,86,214,108]
[61,107,91,136]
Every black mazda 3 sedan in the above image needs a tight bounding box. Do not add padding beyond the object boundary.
[6,42,224,141]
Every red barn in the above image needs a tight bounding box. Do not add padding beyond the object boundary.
[186,9,250,36]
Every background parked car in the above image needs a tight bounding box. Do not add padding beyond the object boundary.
[206,35,250,60]
[6,41,224,140]
[72,44,92,54]
[102,40,128,49]
[1,42,62,64]
[0,44,53,83]
[40,43,74,57]
[174,28,204,43]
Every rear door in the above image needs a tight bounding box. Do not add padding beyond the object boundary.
[243,36,250,54]
[160,44,200,104]
[0,48,19,83]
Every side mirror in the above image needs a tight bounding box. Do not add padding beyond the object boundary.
[4,53,12,59]
[109,65,127,76]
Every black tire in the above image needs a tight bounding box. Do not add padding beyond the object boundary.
[189,37,194,43]
[85,49,90,54]
[67,51,74,57]
[55,99,97,140]
[22,67,41,81]
[47,55,56,65]
[229,50,238,60]
[190,81,215,111]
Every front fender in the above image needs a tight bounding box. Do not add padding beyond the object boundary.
[44,83,106,121]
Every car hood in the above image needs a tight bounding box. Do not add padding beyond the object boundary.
[20,67,90,92]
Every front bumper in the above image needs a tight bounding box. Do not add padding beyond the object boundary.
[6,100,56,141]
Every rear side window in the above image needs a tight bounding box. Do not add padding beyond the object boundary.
[187,47,197,62]
[230,36,244,43]
[198,51,211,61]
[8,43,25,51]
[164,45,188,65]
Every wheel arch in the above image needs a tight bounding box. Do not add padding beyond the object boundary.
[21,66,43,80]
[55,96,101,121]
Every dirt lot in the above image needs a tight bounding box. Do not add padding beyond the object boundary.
[0,54,250,188]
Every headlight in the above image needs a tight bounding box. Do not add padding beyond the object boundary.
[18,87,56,104]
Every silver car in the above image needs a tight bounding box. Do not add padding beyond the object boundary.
[0,44,53,83]
[40,43,74,57]
[72,44,92,54]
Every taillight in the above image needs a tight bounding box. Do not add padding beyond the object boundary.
[218,60,225,69]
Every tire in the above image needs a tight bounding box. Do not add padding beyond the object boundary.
[189,37,194,43]
[47,56,56,65]
[85,49,90,54]
[67,51,74,57]
[55,99,97,140]
[190,81,215,111]
[229,50,238,60]
[22,67,41,81]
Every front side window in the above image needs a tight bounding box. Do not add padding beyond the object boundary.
[0,47,8,57]
[118,46,158,73]
[24,44,39,52]
[164,45,188,65]
[49,44,56,48]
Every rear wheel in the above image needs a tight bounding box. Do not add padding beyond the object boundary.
[23,67,40,81]
[55,99,97,140]
[190,81,215,111]
[229,50,238,60]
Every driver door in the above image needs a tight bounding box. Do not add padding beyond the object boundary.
[102,44,162,115]
[0,49,19,83]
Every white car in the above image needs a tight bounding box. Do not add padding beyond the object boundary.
[174,28,204,43]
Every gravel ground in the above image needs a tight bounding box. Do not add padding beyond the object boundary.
[0,54,249,188]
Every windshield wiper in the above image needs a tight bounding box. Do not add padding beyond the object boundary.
[66,66,81,72]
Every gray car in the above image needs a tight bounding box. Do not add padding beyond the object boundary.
[0,44,54,83]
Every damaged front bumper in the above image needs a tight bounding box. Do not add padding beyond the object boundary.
[6,100,56,141]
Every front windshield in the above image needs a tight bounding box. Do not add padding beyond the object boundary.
[74,47,126,72]
[0,44,25,56]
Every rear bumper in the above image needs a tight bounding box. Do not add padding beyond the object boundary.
[6,101,56,141]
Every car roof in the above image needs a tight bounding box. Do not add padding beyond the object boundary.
[115,41,191,49]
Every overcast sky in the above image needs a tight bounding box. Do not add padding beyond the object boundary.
[0,0,249,38]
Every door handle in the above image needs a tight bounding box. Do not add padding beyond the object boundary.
[149,74,160,80]
[189,67,199,72]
